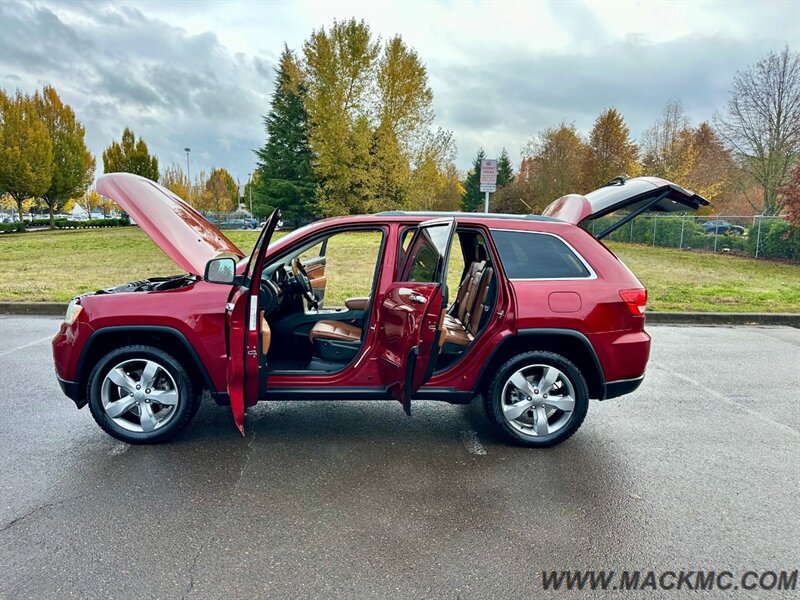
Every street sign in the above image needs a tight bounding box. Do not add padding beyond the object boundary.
[480,159,498,185]
[480,159,498,213]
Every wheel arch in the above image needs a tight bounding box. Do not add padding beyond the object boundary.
[76,326,217,407]
[476,329,606,400]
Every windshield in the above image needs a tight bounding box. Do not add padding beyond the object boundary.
[236,221,317,273]
[269,222,316,249]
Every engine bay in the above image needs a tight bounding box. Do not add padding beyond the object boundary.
[94,274,198,295]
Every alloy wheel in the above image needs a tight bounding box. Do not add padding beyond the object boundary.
[100,358,180,433]
[500,364,576,438]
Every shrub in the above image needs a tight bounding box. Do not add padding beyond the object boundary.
[584,214,799,259]
[0,222,25,233]
[749,220,800,260]
[588,215,711,248]
[0,218,130,233]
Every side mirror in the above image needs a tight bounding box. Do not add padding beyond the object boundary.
[204,256,236,285]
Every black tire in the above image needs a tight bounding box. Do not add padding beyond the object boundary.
[87,345,200,444]
[484,351,589,448]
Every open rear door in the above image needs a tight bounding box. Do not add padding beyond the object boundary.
[225,209,280,435]
[542,176,709,238]
[376,218,456,415]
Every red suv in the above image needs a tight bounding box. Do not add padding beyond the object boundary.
[53,174,707,447]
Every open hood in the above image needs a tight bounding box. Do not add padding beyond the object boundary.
[542,176,709,238]
[97,173,244,275]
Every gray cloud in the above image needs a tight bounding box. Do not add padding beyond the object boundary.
[0,0,273,181]
[433,32,793,164]
[1,0,797,178]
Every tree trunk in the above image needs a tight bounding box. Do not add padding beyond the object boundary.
[14,195,24,224]
[764,183,778,216]
[48,200,56,228]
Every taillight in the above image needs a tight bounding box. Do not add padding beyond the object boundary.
[619,289,647,316]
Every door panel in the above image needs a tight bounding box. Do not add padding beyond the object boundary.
[376,283,444,414]
[376,218,456,414]
[226,209,280,435]
[225,287,255,435]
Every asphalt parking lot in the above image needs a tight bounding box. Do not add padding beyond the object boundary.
[0,316,798,599]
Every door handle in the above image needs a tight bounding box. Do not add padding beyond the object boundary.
[409,293,427,305]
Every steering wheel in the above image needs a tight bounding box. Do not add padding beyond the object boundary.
[291,258,318,309]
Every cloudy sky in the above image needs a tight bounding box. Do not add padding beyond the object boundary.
[1,0,798,183]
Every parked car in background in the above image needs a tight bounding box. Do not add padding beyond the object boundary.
[702,219,745,236]
[54,174,708,448]
[219,218,257,230]
[260,218,285,230]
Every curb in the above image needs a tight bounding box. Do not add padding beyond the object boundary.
[0,302,70,316]
[1,302,798,328]
[645,312,800,327]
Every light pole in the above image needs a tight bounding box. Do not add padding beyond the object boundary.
[184,147,191,182]
[247,172,253,215]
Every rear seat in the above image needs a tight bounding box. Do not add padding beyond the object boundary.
[442,260,493,347]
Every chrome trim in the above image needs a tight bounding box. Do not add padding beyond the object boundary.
[606,375,645,384]
[489,229,598,281]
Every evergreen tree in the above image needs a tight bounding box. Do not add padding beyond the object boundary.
[253,46,315,224]
[461,147,485,211]
[497,148,514,188]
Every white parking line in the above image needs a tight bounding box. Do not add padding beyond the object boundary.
[650,360,799,438]
[0,335,53,358]
[460,430,488,455]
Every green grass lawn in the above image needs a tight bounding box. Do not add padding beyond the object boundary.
[1,227,798,312]
[607,242,800,313]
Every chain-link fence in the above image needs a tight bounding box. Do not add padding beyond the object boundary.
[587,214,799,261]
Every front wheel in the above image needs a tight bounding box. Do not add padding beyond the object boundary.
[87,345,200,444]
[484,351,589,448]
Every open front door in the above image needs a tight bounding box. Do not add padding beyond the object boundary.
[376,218,456,415]
[225,209,280,435]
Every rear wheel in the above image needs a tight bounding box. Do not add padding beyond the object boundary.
[484,351,588,447]
[87,345,200,444]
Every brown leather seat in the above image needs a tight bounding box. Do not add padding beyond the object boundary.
[344,297,369,311]
[260,311,271,355]
[453,261,484,321]
[309,320,362,343]
[442,262,493,347]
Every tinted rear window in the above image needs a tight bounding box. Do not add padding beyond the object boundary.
[491,231,591,279]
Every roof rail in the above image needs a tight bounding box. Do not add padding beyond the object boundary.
[373,210,556,221]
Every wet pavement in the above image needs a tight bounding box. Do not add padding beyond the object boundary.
[1,316,798,598]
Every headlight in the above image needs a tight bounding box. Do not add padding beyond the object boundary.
[65,299,83,324]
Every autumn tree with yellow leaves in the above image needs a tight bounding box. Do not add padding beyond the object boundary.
[300,18,455,215]
[0,90,53,222]
[33,85,95,226]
